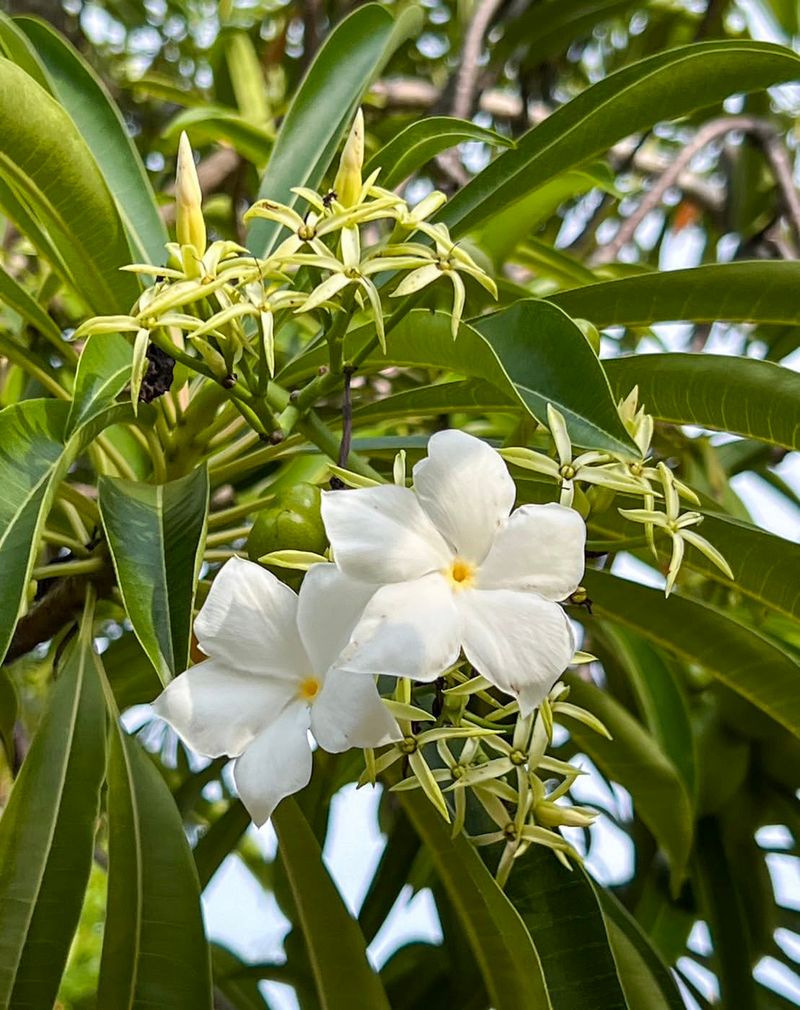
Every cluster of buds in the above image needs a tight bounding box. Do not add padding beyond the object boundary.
[368,673,604,886]
[75,114,497,384]
[501,390,732,597]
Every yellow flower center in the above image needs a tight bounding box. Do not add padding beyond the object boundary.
[298,676,321,702]
[445,557,476,591]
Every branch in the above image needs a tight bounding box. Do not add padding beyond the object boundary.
[451,0,505,121]
[594,115,800,264]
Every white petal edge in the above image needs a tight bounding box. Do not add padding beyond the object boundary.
[335,573,462,682]
[477,503,586,600]
[233,701,313,826]
[153,658,297,758]
[321,484,451,584]
[193,556,307,677]
[311,669,400,752]
[413,429,515,564]
[296,563,377,675]
[457,589,575,717]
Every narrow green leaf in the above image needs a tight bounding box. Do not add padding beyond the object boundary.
[247,3,421,256]
[98,718,213,1009]
[15,16,168,265]
[194,800,251,890]
[502,0,642,67]
[102,631,163,710]
[590,504,800,621]
[212,944,273,1010]
[439,42,800,238]
[0,600,105,1010]
[473,300,637,455]
[597,889,685,1010]
[550,262,800,327]
[0,668,16,767]
[272,797,392,1010]
[597,623,697,807]
[505,846,628,1010]
[583,568,800,738]
[163,106,274,166]
[358,811,420,944]
[0,12,49,88]
[353,378,515,424]
[0,57,138,312]
[604,353,800,450]
[0,260,64,348]
[363,116,512,190]
[398,789,552,1010]
[66,332,132,436]
[0,398,135,664]
[560,673,694,889]
[99,466,209,683]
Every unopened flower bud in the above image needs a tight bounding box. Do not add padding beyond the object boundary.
[333,109,364,208]
[535,799,595,829]
[175,131,206,257]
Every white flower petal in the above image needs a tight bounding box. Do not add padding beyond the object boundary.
[321,485,450,583]
[296,563,377,675]
[458,589,575,716]
[336,574,462,682]
[312,669,400,752]
[194,557,307,677]
[477,503,586,601]
[233,701,313,826]
[413,430,515,563]
[153,658,296,758]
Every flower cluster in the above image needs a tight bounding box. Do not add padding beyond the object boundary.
[75,114,497,388]
[156,430,599,881]
[501,390,733,596]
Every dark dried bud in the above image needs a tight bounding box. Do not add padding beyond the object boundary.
[138,345,175,403]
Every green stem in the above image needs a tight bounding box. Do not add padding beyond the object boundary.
[207,491,280,528]
[205,524,252,548]
[33,556,105,580]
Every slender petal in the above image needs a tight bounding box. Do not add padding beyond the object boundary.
[336,573,462,681]
[299,272,351,314]
[546,404,573,468]
[194,556,307,677]
[153,658,296,758]
[478,503,586,600]
[321,485,450,583]
[449,271,465,338]
[296,563,377,675]
[391,263,440,297]
[233,701,313,826]
[312,669,400,752]
[413,430,515,563]
[458,589,575,716]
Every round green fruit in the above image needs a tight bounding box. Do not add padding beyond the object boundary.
[246,483,327,562]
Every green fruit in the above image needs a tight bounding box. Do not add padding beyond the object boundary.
[246,483,327,562]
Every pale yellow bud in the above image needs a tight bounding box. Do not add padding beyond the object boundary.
[175,131,206,257]
[333,109,364,208]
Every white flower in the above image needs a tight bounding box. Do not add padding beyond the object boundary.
[322,430,586,715]
[153,557,399,825]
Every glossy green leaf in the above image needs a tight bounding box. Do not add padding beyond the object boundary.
[561,673,694,888]
[272,798,391,1010]
[0,261,65,349]
[597,889,685,1010]
[99,466,209,684]
[286,305,636,454]
[583,568,800,737]
[0,601,105,1010]
[439,42,800,238]
[550,262,800,327]
[66,332,132,436]
[98,718,213,1009]
[597,623,697,805]
[590,505,800,621]
[247,3,421,256]
[358,811,420,944]
[15,16,168,265]
[0,12,49,88]
[505,846,628,1010]
[363,116,512,189]
[0,667,16,767]
[0,57,138,312]
[163,106,274,166]
[102,630,163,710]
[194,800,251,890]
[353,378,515,424]
[506,0,642,67]
[398,789,552,1010]
[473,300,637,454]
[604,353,800,450]
[0,398,128,664]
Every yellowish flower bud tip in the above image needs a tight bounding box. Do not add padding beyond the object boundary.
[333,108,364,208]
[175,131,207,256]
